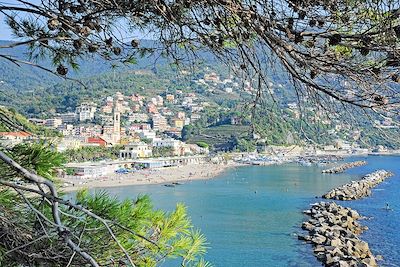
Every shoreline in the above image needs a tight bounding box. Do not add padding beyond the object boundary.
[60,152,400,192]
[61,162,241,192]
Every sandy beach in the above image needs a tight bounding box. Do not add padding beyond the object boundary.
[61,162,240,192]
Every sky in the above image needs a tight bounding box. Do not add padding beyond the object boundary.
[0,11,13,40]
[0,0,152,41]
[1,0,43,40]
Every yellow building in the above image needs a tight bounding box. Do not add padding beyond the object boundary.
[172,118,185,129]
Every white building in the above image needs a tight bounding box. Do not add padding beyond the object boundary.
[152,138,184,155]
[57,124,74,136]
[120,142,152,159]
[152,114,168,131]
[45,118,62,128]
[137,130,157,140]
[76,102,97,122]
[156,95,164,106]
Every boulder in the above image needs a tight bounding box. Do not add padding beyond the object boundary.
[311,234,327,245]
[297,235,311,241]
[329,238,342,247]
[354,241,369,253]
[326,254,341,265]
[302,222,314,231]
[361,256,377,267]
[337,260,350,267]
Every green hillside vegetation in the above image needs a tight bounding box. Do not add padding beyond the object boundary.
[0,106,59,136]
[1,41,399,150]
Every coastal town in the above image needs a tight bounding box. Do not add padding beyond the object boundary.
[0,71,398,190]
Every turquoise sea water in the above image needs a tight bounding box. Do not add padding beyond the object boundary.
[87,155,400,266]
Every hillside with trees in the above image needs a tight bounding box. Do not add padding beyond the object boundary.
[1,0,400,266]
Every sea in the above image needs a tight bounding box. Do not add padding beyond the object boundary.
[84,155,400,266]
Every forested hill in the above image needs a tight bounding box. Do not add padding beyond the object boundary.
[0,39,219,93]
[1,40,399,149]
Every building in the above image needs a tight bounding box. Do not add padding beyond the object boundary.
[0,131,32,146]
[28,118,46,125]
[230,116,241,125]
[334,139,352,150]
[152,114,168,132]
[204,72,220,83]
[113,111,121,143]
[225,87,233,93]
[152,138,184,156]
[86,137,107,147]
[131,94,145,102]
[76,125,102,137]
[57,124,74,136]
[45,118,62,128]
[119,142,152,159]
[176,111,186,119]
[60,112,77,124]
[130,123,152,131]
[102,111,121,145]
[166,94,175,103]
[128,113,149,123]
[99,114,113,125]
[156,95,164,106]
[190,113,201,122]
[76,102,97,122]
[172,117,185,129]
[56,137,82,152]
[101,105,113,114]
[115,91,124,101]
[66,162,118,178]
[147,103,158,114]
[137,130,157,140]
[190,105,203,113]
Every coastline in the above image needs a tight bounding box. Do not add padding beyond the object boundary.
[61,162,241,192]
[60,152,399,192]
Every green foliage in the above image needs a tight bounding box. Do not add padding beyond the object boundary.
[152,146,175,157]
[196,142,209,148]
[331,45,353,58]
[0,106,60,136]
[72,190,210,266]
[0,188,210,266]
[63,145,122,162]
[235,138,256,152]
[0,142,65,180]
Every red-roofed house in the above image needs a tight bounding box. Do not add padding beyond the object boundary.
[0,131,32,146]
[86,137,107,147]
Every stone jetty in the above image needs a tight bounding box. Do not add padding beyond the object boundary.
[322,170,393,200]
[300,202,378,267]
[322,161,367,174]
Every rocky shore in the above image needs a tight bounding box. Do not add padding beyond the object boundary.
[322,161,367,174]
[300,202,378,267]
[322,170,393,200]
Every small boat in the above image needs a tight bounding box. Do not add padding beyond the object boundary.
[172,182,183,185]
[164,184,175,187]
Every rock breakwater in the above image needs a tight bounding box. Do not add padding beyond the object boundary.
[322,170,393,200]
[322,161,367,174]
[300,202,378,267]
